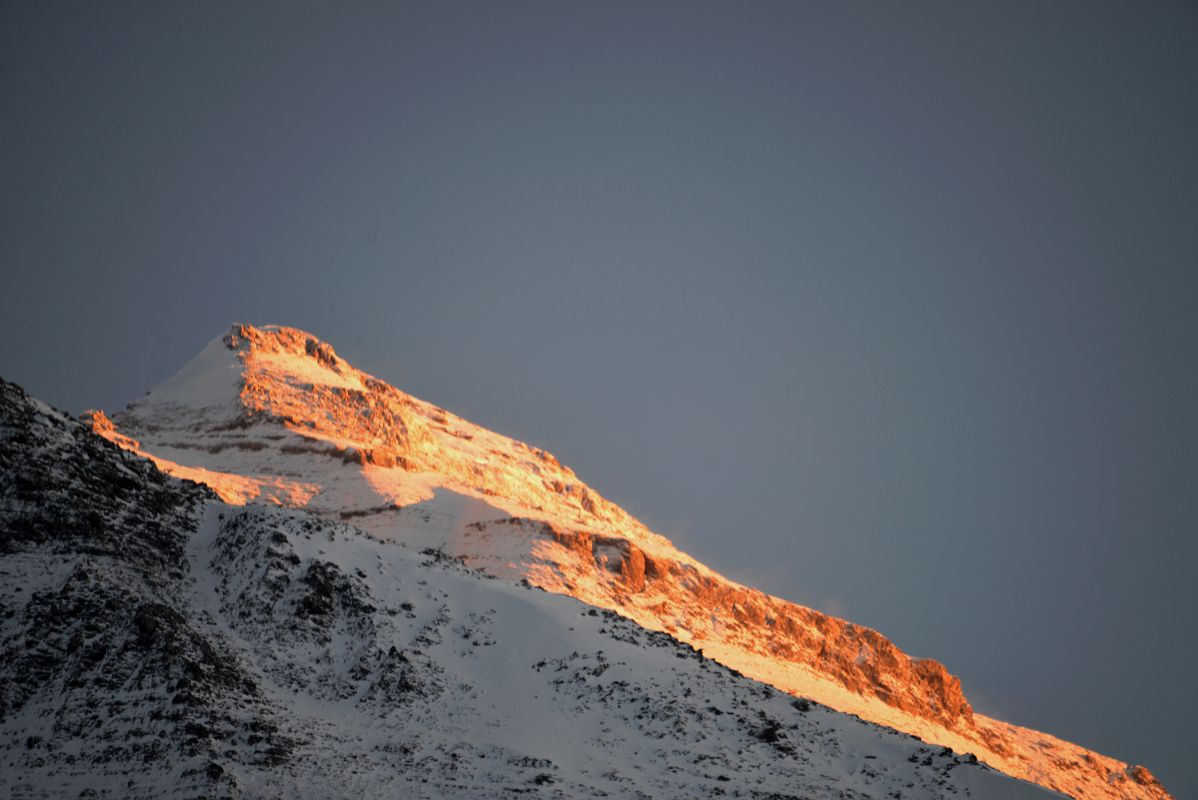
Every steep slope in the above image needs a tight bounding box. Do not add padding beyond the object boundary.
[0,377,1056,799]
[85,324,1173,800]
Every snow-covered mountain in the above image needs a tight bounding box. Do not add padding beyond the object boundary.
[1,377,1057,798]
[3,322,1168,798]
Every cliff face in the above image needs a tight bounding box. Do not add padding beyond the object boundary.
[87,324,1172,800]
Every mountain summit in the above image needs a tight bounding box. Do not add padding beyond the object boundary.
[85,324,1170,800]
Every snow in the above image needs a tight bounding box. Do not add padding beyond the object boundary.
[168,501,1059,799]
[138,333,243,410]
[250,349,364,392]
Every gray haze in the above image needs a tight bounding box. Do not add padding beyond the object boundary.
[2,2,1196,794]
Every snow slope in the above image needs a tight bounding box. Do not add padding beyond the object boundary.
[81,324,1173,800]
[0,376,1056,799]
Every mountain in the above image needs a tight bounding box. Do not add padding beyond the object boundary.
[63,322,1167,799]
[0,376,1058,798]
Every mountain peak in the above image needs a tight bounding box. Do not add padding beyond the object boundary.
[85,325,1173,800]
[225,323,355,380]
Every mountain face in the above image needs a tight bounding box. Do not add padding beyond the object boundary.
[0,378,1058,799]
[61,322,1168,800]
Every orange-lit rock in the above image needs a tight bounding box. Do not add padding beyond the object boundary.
[87,324,1174,800]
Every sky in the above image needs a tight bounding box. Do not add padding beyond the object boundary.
[2,1,1196,794]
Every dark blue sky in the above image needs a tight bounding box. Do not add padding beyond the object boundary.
[2,2,1196,794]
